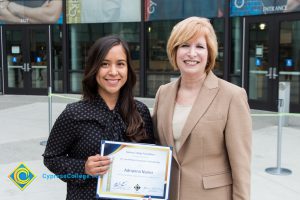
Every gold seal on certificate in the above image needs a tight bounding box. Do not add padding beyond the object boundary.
[96,140,172,200]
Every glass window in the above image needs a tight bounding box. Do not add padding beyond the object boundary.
[146,20,179,97]
[146,74,179,97]
[70,72,83,93]
[0,68,2,94]
[247,21,270,101]
[279,20,300,106]
[5,29,24,89]
[68,23,141,95]
[147,20,176,72]
[52,24,63,93]
[230,17,242,86]
[212,18,225,78]
[0,52,2,93]
[29,28,48,89]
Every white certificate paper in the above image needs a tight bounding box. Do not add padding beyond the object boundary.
[96,140,172,200]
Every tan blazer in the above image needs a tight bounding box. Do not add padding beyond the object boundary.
[152,71,252,200]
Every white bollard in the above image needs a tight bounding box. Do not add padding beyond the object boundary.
[265,98,292,175]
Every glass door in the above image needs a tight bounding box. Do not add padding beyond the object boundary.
[245,14,300,113]
[278,18,300,113]
[3,26,49,95]
[245,16,279,111]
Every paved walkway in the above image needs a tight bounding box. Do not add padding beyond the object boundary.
[0,94,299,200]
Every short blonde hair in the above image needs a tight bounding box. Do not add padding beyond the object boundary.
[166,17,218,73]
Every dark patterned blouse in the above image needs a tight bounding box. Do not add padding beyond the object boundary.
[43,95,154,200]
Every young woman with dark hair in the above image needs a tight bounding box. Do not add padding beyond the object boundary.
[43,35,154,200]
[82,35,148,142]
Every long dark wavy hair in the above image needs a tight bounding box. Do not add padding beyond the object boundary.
[82,35,148,142]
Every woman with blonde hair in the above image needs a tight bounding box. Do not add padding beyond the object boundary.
[153,17,252,200]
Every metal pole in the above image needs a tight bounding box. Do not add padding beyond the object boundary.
[276,99,283,169]
[40,26,52,146]
[48,86,52,134]
[40,86,52,146]
[265,99,292,175]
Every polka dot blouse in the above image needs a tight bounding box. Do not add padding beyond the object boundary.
[43,95,154,200]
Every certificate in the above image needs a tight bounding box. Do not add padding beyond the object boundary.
[96,140,172,200]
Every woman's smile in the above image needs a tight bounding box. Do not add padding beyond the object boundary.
[183,60,200,65]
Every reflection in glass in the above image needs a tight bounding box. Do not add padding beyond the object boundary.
[146,20,179,96]
[279,20,300,105]
[212,18,224,78]
[248,22,269,101]
[70,72,83,93]
[54,72,63,92]
[147,74,178,97]
[53,25,63,92]
[30,29,47,89]
[230,17,242,86]
[6,30,24,88]
[147,20,175,72]
[0,69,2,93]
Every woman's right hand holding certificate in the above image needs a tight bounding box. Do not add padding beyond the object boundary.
[84,154,111,176]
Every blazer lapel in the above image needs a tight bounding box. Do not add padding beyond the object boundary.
[161,78,180,162]
[177,72,219,152]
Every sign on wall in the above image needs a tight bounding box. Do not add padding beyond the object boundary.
[231,0,300,17]
[145,0,225,21]
[66,0,141,24]
[0,0,63,24]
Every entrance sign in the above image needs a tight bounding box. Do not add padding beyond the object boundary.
[231,0,300,16]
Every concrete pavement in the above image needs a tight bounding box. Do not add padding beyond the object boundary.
[0,94,299,200]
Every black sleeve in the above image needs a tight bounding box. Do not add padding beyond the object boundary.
[42,104,90,184]
[136,101,155,144]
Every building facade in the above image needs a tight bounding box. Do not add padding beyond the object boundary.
[0,0,299,112]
